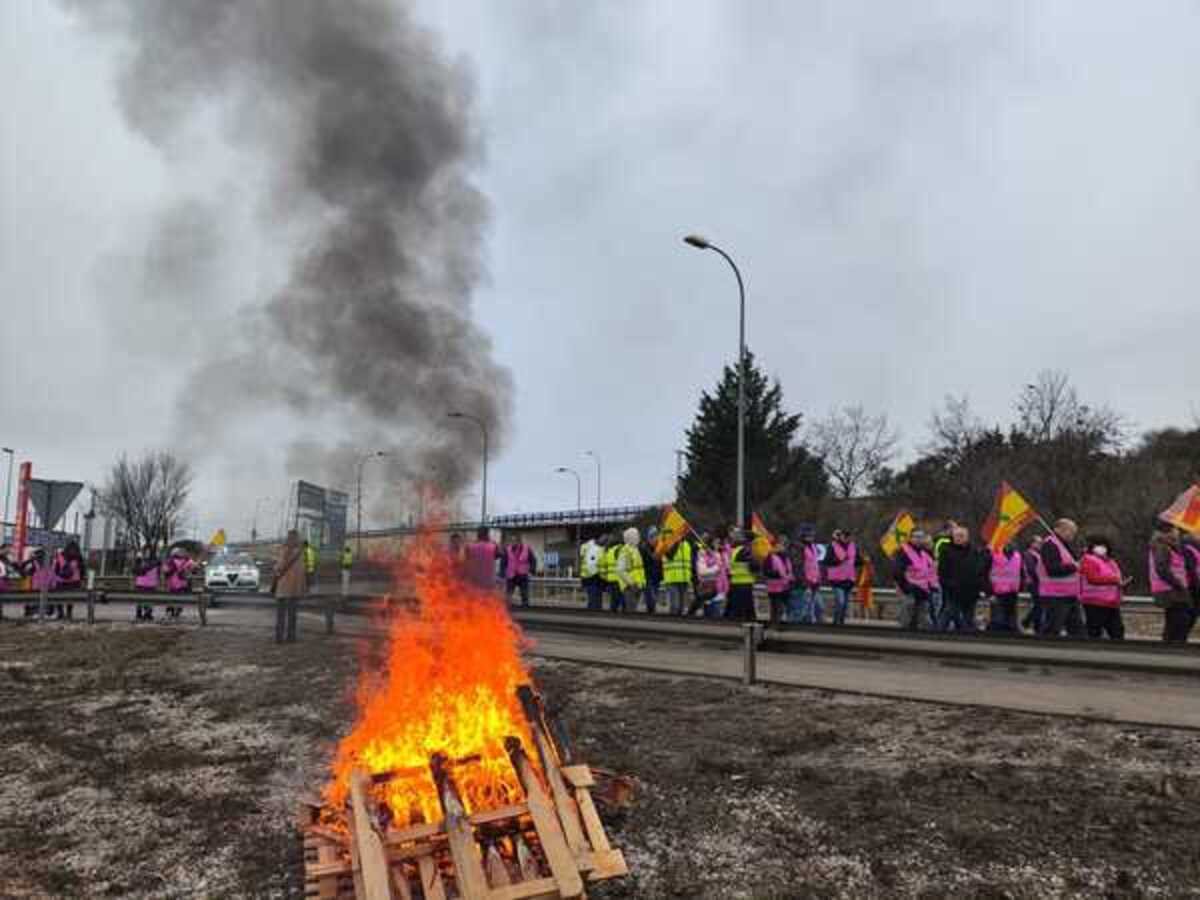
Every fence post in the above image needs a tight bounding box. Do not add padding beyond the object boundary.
[38,578,48,623]
[198,592,208,627]
[742,623,762,686]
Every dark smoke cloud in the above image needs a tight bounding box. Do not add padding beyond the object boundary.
[65,0,512,517]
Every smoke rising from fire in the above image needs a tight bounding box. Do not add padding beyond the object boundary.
[65,0,512,516]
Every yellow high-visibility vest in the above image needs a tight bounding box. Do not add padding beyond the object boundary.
[729,546,755,586]
[580,542,600,579]
[662,541,692,585]
[603,546,621,583]
[618,544,646,589]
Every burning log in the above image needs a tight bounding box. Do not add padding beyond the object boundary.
[300,533,627,899]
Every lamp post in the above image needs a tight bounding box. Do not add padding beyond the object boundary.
[2,447,13,538]
[554,466,583,548]
[684,233,746,527]
[356,450,388,558]
[584,449,601,510]
[448,412,488,524]
[251,496,271,543]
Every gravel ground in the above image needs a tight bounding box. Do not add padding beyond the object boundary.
[2,619,1200,898]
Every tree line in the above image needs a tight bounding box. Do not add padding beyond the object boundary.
[677,356,1198,583]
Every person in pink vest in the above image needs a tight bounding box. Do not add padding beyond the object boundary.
[1078,535,1128,640]
[787,525,824,624]
[51,541,86,621]
[824,529,858,626]
[1149,519,1194,643]
[687,533,722,617]
[502,533,537,608]
[162,549,196,619]
[22,547,56,618]
[894,530,936,631]
[1183,532,1200,611]
[463,526,501,592]
[1036,519,1083,638]
[133,545,162,622]
[984,541,1024,633]
[765,536,794,625]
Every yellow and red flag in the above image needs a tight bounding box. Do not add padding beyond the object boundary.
[856,556,875,611]
[879,510,915,559]
[1160,484,1200,535]
[654,505,691,557]
[980,482,1037,552]
[750,511,776,561]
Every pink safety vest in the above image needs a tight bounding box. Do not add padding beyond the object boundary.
[715,548,731,595]
[801,544,821,586]
[166,558,193,593]
[1035,534,1079,598]
[505,545,531,578]
[825,541,857,584]
[31,559,58,592]
[900,543,936,592]
[1185,545,1200,589]
[696,550,720,589]
[766,553,794,594]
[989,550,1022,596]
[1148,547,1188,595]
[55,553,82,587]
[464,541,498,589]
[1079,553,1122,607]
[135,563,160,591]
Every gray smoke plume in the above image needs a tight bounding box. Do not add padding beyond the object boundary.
[65,0,512,519]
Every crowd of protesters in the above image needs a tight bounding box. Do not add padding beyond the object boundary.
[452,515,1200,645]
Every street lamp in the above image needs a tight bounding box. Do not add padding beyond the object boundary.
[554,466,583,548]
[251,496,271,543]
[448,411,489,524]
[356,450,388,558]
[684,233,747,527]
[584,450,601,510]
[2,447,13,538]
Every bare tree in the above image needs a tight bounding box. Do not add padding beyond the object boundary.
[810,405,901,499]
[1016,369,1126,449]
[99,451,193,554]
[923,394,985,466]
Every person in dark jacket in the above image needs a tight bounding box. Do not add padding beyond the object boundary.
[640,527,664,615]
[1150,520,1194,643]
[937,526,983,632]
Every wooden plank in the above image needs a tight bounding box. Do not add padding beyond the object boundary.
[390,863,414,900]
[574,788,611,854]
[505,739,584,899]
[416,855,447,900]
[529,724,588,857]
[559,766,595,789]
[581,849,628,880]
[431,755,491,900]
[350,769,398,900]
[485,876,562,900]
[312,835,345,900]
[384,803,528,848]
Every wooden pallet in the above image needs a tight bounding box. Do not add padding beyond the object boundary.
[301,693,626,899]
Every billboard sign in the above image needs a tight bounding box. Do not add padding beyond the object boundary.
[294,480,350,549]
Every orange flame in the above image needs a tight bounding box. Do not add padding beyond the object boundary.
[324,533,535,825]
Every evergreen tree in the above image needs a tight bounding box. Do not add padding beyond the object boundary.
[677,351,827,528]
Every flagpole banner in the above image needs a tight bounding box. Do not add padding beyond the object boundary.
[655,505,691,557]
[1160,484,1200,535]
[879,510,915,559]
[750,512,776,561]
[980,482,1038,552]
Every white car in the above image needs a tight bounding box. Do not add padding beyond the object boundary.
[205,553,262,592]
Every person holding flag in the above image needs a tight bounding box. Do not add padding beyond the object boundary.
[1037,519,1084,638]
[660,530,694,617]
[983,540,1024,633]
[894,529,936,630]
[724,527,760,621]
[1149,519,1193,643]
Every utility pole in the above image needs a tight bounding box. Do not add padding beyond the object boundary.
[356,450,388,559]
[447,412,489,523]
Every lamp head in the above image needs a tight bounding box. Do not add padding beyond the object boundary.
[684,234,710,250]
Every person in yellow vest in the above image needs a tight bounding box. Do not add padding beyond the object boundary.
[725,527,760,621]
[302,540,319,592]
[616,527,646,614]
[602,532,624,613]
[339,544,353,572]
[661,530,693,617]
[579,533,605,610]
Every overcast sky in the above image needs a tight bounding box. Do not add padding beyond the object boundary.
[4,1,1200,539]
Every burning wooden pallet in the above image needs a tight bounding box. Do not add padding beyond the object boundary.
[301,687,627,899]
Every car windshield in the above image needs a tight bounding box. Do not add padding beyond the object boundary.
[232,554,255,567]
